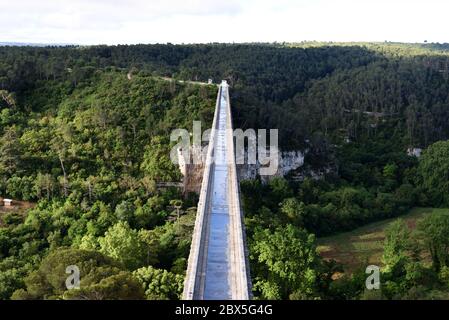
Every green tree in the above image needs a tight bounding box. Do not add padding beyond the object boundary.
[12,248,122,299]
[418,141,449,206]
[417,212,449,272]
[280,198,305,226]
[114,201,135,224]
[250,225,320,299]
[99,222,152,270]
[169,199,183,220]
[0,269,24,299]
[267,177,293,207]
[383,163,398,180]
[133,266,184,300]
[63,267,144,300]
[34,173,55,200]
[0,126,21,177]
[141,136,181,183]
[382,219,411,273]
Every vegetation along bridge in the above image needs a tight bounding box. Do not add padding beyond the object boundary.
[182,80,252,300]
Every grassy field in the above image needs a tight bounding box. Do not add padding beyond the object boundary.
[317,207,449,275]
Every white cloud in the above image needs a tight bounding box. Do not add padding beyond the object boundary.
[0,0,448,44]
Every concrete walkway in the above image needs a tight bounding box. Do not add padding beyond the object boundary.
[182,81,251,300]
[203,91,232,299]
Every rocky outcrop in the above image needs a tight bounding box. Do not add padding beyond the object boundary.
[236,150,305,182]
[179,145,334,191]
[407,147,422,157]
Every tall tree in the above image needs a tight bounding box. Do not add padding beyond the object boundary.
[141,136,181,183]
[251,225,320,299]
[417,212,449,272]
[382,219,411,273]
[418,140,449,206]
[99,221,152,270]
[0,126,21,177]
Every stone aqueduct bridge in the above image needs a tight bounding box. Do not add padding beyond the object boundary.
[182,81,252,300]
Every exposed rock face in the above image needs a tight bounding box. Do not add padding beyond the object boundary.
[179,146,331,191]
[278,151,306,176]
[292,164,336,181]
[236,150,305,182]
[407,147,422,157]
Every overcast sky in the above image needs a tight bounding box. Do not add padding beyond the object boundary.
[1,0,448,45]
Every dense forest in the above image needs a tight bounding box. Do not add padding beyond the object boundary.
[2,42,449,299]
[0,64,217,299]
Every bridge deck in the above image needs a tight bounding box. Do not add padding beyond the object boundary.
[183,81,251,300]
[203,92,231,299]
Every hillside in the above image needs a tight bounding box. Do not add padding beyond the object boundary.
[2,42,449,300]
[0,69,216,300]
[317,207,446,274]
[3,42,449,152]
